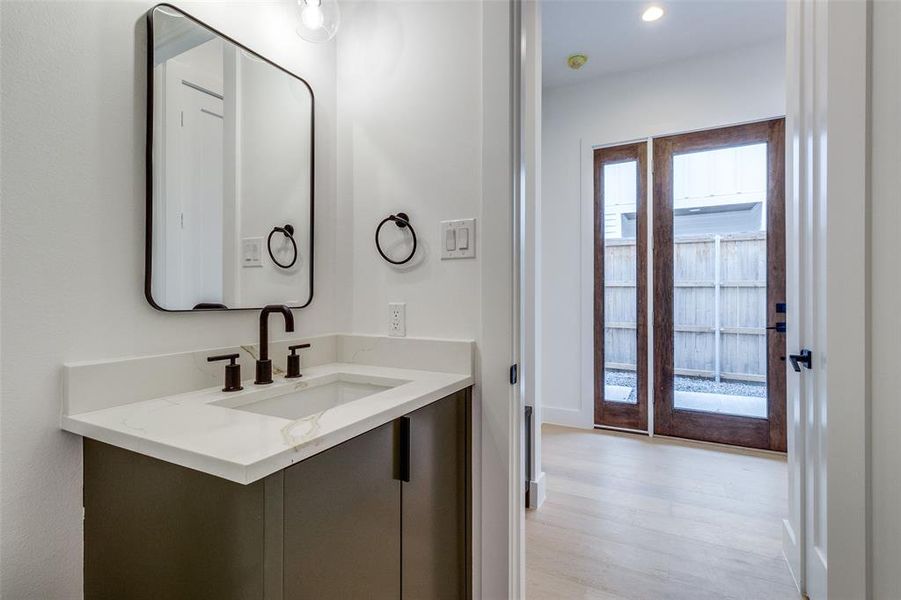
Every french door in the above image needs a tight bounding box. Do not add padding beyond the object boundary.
[593,142,648,431]
[594,120,786,451]
[653,120,786,451]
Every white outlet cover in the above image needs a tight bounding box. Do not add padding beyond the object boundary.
[388,302,406,337]
[440,218,476,260]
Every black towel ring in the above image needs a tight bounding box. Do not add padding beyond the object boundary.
[375,213,417,265]
[268,224,298,269]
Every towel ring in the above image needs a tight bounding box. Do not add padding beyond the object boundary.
[375,213,417,265]
[268,224,298,269]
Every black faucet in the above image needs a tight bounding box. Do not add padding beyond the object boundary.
[255,304,295,385]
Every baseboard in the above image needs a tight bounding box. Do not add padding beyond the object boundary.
[542,406,591,429]
[526,471,546,510]
[782,518,802,593]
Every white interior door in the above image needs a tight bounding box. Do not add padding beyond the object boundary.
[163,58,225,308]
[178,86,224,307]
[800,1,827,592]
[784,1,869,598]
[785,0,831,594]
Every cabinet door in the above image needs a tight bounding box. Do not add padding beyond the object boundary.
[283,422,400,599]
[402,390,469,600]
[84,440,266,600]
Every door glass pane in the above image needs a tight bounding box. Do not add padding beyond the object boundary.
[672,143,767,418]
[604,160,638,404]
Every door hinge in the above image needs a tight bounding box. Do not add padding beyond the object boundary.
[510,364,518,385]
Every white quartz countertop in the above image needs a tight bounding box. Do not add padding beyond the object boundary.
[62,362,472,484]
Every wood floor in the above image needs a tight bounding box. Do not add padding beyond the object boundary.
[526,425,799,600]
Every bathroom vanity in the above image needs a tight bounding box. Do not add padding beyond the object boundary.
[63,335,474,600]
[60,6,476,598]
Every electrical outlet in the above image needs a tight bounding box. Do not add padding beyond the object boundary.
[388,302,406,337]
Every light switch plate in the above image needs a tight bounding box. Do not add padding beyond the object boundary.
[440,218,476,259]
[242,237,263,268]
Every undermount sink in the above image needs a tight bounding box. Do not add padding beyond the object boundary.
[212,373,407,421]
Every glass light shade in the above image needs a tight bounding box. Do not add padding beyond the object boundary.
[641,6,664,22]
[296,0,340,43]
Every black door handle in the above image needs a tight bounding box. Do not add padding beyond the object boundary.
[789,349,813,372]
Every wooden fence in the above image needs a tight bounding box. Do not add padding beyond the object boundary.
[605,232,767,382]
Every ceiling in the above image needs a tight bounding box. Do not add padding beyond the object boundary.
[542,0,785,88]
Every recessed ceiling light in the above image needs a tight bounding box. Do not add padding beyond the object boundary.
[642,5,665,22]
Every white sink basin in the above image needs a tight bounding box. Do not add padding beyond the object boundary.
[212,373,407,421]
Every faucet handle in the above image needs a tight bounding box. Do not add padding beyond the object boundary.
[207,353,243,392]
[286,343,311,379]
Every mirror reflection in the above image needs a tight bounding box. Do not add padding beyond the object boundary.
[148,5,313,311]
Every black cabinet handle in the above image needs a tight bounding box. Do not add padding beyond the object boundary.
[789,349,813,372]
[399,417,411,482]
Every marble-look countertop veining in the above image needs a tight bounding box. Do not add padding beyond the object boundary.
[62,362,471,484]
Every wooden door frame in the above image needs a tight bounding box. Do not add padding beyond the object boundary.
[652,119,786,451]
[594,142,648,431]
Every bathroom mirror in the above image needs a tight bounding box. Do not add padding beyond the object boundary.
[146,4,313,311]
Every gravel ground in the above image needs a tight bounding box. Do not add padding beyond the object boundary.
[604,369,767,398]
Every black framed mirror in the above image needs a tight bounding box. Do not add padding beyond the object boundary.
[145,4,314,311]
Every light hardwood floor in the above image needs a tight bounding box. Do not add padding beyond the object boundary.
[526,425,799,600]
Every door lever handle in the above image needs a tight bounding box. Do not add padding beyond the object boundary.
[788,349,813,372]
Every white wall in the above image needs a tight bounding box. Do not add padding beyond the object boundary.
[540,40,786,427]
[337,1,482,340]
[336,3,516,596]
[869,1,901,595]
[0,2,339,596]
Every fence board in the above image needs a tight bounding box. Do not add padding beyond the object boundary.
[603,232,767,382]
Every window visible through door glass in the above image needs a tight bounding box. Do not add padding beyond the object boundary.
[603,160,639,404]
[671,143,768,418]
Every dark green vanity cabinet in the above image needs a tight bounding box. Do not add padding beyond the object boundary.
[84,388,471,600]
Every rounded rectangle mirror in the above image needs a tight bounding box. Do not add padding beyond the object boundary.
[146,4,314,311]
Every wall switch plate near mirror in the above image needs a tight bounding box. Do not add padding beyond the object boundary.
[241,237,263,268]
[145,4,314,311]
[440,218,476,259]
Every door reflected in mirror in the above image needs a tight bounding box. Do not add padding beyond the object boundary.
[147,4,313,311]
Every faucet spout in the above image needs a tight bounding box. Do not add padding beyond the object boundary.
[255,304,295,384]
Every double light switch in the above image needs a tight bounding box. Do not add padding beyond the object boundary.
[440,218,476,259]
